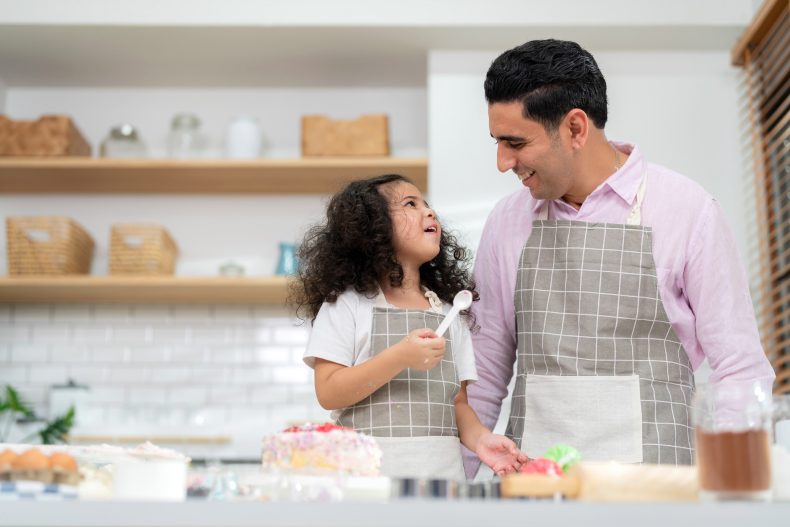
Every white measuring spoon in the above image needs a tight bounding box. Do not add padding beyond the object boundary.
[434,290,473,337]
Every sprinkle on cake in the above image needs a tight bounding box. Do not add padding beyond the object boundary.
[261,423,381,477]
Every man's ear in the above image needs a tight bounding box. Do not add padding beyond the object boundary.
[563,108,589,150]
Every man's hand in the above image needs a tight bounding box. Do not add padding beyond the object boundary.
[475,432,530,476]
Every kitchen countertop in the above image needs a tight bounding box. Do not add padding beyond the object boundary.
[1,500,788,527]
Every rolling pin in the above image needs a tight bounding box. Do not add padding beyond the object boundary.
[501,462,698,502]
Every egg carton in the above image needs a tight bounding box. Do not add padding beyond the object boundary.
[0,481,78,501]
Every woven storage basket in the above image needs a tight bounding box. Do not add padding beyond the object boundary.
[6,217,95,275]
[109,224,178,275]
[0,115,91,156]
[301,114,389,156]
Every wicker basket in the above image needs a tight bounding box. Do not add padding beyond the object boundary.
[301,114,389,156]
[109,224,178,275]
[0,115,91,157]
[6,217,95,275]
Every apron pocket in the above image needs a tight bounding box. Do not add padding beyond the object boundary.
[522,374,643,463]
[375,436,465,480]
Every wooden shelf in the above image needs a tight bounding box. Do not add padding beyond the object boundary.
[0,157,428,194]
[0,276,291,304]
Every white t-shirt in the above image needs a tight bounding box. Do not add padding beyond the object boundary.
[303,288,478,384]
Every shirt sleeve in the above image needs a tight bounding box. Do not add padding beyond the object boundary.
[466,209,518,430]
[684,198,775,385]
[303,293,357,369]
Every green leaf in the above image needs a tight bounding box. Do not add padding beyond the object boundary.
[37,407,75,445]
[4,385,35,418]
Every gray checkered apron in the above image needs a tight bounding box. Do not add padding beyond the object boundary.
[505,176,695,465]
[336,298,466,479]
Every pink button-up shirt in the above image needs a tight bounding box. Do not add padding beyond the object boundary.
[467,142,776,463]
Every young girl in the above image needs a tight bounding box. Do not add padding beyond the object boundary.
[293,174,526,480]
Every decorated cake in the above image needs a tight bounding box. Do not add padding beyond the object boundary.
[261,423,381,477]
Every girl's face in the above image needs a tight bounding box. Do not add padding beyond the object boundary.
[382,181,441,268]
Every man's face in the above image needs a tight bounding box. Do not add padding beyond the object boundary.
[488,101,574,201]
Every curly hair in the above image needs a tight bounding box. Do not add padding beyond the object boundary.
[290,174,478,328]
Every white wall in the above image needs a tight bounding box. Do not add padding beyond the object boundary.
[0,78,6,113]
[428,50,751,260]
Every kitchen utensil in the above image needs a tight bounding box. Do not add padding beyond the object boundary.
[434,290,472,337]
[501,462,698,502]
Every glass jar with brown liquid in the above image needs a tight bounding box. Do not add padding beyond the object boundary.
[693,380,773,501]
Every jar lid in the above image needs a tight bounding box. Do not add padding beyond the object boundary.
[110,124,140,140]
[171,113,201,129]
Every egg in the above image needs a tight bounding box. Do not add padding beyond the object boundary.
[50,452,78,473]
[0,449,18,469]
[12,448,50,471]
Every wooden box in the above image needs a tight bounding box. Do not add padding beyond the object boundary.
[301,114,389,156]
[0,115,91,156]
[109,224,178,275]
[6,216,95,275]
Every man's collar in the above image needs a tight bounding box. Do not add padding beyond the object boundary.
[530,142,643,213]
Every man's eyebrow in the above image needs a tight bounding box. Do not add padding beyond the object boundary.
[490,133,526,142]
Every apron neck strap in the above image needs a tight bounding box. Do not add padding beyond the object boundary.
[536,175,647,225]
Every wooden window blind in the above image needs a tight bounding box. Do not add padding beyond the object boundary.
[733,0,790,394]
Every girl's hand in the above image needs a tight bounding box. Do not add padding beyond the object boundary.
[476,432,530,476]
[394,328,445,371]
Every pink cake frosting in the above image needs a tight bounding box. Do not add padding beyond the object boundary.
[261,423,381,477]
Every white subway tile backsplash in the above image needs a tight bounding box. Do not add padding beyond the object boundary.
[151,327,188,345]
[172,305,213,322]
[210,386,250,404]
[232,366,272,385]
[212,306,253,321]
[51,345,91,363]
[0,324,31,343]
[15,385,48,407]
[273,327,309,345]
[91,346,129,363]
[232,326,271,344]
[127,387,168,404]
[168,387,209,405]
[67,366,110,384]
[12,305,52,323]
[147,367,191,383]
[72,326,111,344]
[190,327,231,344]
[89,386,126,404]
[255,346,291,365]
[131,305,173,323]
[109,367,150,383]
[168,346,207,363]
[128,347,169,363]
[53,305,93,322]
[92,305,132,323]
[10,344,49,363]
[0,365,29,383]
[111,326,151,344]
[31,326,70,344]
[272,366,311,385]
[191,366,233,384]
[249,385,290,405]
[28,365,69,384]
[5,302,319,458]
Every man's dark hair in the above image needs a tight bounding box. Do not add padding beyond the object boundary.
[484,39,608,131]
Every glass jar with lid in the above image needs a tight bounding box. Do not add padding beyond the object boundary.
[99,124,147,158]
[167,113,206,159]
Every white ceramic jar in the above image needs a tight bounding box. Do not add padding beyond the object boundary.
[224,116,263,159]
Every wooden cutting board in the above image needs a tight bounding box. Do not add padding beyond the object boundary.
[501,462,698,502]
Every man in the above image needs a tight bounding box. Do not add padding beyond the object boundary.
[465,39,775,476]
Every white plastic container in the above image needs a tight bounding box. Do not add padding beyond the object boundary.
[224,116,263,159]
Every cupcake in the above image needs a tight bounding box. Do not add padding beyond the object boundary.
[50,452,80,485]
[11,448,53,484]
